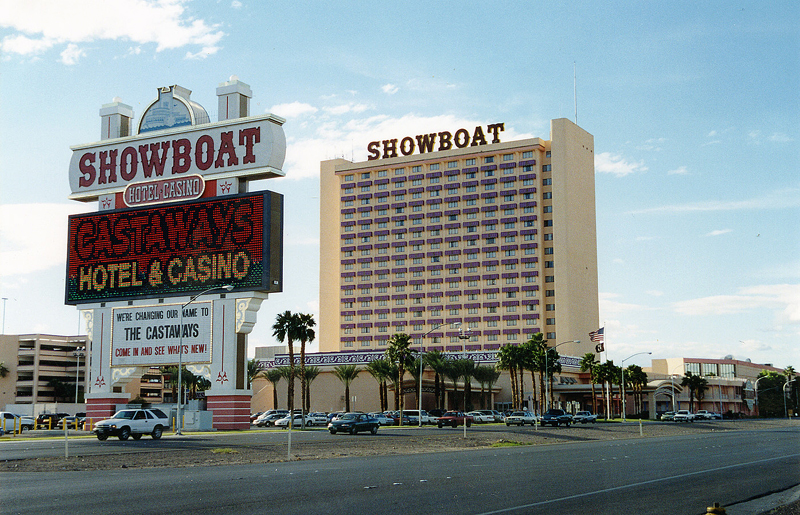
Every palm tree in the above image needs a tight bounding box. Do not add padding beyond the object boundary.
[385,333,415,422]
[497,343,522,409]
[580,352,599,414]
[246,358,262,389]
[626,365,648,416]
[408,357,425,411]
[260,368,283,409]
[295,312,316,427]
[680,371,709,412]
[424,350,448,410]
[303,366,320,412]
[365,358,391,411]
[333,364,361,412]
[473,365,500,409]
[442,360,462,410]
[522,334,547,412]
[456,359,476,411]
[272,311,300,420]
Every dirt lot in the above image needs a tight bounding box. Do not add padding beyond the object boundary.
[2,418,795,473]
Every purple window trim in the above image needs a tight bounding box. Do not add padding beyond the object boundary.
[357,181,373,187]
[484,330,501,335]
[501,272,519,278]
[445,169,460,176]
[502,301,520,307]
[480,178,498,185]
[341,195,356,202]
[521,285,540,291]
[375,191,389,198]
[481,206,498,212]
[484,316,501,321]
[503,329,521,334]
[521,271,538,277]
[426,185,443,191]
[500,162,516,169]
[521,243,537,249]
[392,294,408,299]
[481,165,497,171]
[444,196,461,203]
[426,199,442,205]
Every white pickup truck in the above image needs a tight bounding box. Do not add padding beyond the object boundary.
[572,411,598,423]
[92,408,169,440]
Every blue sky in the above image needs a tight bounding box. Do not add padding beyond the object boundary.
[0,0,797,370]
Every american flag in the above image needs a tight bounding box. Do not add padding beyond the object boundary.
[590,327,604,353]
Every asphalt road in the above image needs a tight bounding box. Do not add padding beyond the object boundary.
[2,425,798,515]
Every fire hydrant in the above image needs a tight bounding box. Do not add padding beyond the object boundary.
[707,502,726,514]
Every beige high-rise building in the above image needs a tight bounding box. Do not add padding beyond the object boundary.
[319,118,598,358]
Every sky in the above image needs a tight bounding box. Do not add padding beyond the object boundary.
[0,0,798,371]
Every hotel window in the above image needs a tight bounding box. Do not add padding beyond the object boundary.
[543,178,552,186]
[544,220,553,227]
[377,208,387,215]
[395,168,405,175]
[449,309,459,315]
[345,174,355,181]
[544,234,553,241]
[544,248,553,255]
[484,156,494,164]
[447,201,458,208]
[525,276,536,283]
[503,194,515,202]
[484,184,495,191]
[546,151,551,158]
[378,183,388,190]
[467,280,478,287]
[412,218,423,225]
[395,220,405,227]
[484,170,495,177]
[486,265,497,271]
[361,198,371,205]
[430,177,440,184]
[395,194,405,200]
[447,160,458,169]
[505,277,517,284]
[377,170,387,177]
[429,190,440,197]
[543,206,553,213]
[504,222,515,229]
[505,263,517,270]
[487,334,498,341]
[545,261,554,268]
[430,256,441,263]
[545,276,554,283]
[448,241,458,248]
[542,165,552,172]
[543,192,552,200]
[361,172,371,179]
[504,249,516,257]
[506,319,517,326]
[344,238,354,244]
[485,251,496,258]
[361,185,371,192]
[522,165,534,173]
[344,213,354,220]
[411,165,421,173]
[522,179,535,186]
[545,290,555,297]
[378,326,388,333]
[545,304,555,311]
[522,151,533,159]
[431,269,441,275]
[395,234,405,241]
[430,216,441,222]
[465,158,476,165]
[344,199,354,206]
[344,328,353,335]
[504,236,516,243]
[505,291,516,299]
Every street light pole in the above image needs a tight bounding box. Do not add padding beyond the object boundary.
[418,321,463,427]
[72,346,86,403]
[621,351,651,422]
[175,284,233,435]
[544,340,579,412]
[785,379,796,419]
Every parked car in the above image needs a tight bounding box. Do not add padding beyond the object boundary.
[468,411,495,423]
[660,411,676,421]
[437,411,473,428]
[504,411,538,426]
[540,409,573,427]
[673,410,695,422]
[0,412,33,432]
[274,413,314,428]
[255,410,289,427]
[402,410,433,425]
[427,409,446,419]
[308,412,329,425]
[328,412,379,435]
[250,412,263,423]
[36,413,69,429]
[479,410,504,422]
[56,413,86,430]
[369,412,395,426]
[92,408,169,441]
[573,411,598,424]
[695,410,722,420]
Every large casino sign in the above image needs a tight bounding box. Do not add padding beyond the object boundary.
[66,83,285,305]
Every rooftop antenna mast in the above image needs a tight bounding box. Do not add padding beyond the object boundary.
[574,61,578,125]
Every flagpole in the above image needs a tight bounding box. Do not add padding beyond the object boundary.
[604,322,610,420]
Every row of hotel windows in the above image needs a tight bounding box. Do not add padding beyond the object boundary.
[343,237,553,256]
[342,181,553,204]
[341,150,551,182]
[341,331,560,347]
[343,202,549,220]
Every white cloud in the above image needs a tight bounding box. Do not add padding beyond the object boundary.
[594,152,647,177]
[769,132,793,143]
[0,203,87,277]
[322,103,371,116]
[382,83,399,95]
[60,43,85,65]
[627,185,800,215]
[667,165,689,175]
[672,284,800,325]
[231,0,242,8]
[0,0,224,60]
[646,290,664,297]
[270,101,318,118]
[705,229,732,237]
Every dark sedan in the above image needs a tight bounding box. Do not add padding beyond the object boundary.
[328,412,379,435]
[540,408,573,427]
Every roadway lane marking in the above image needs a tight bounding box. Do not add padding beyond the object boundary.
[478,452,800,515]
